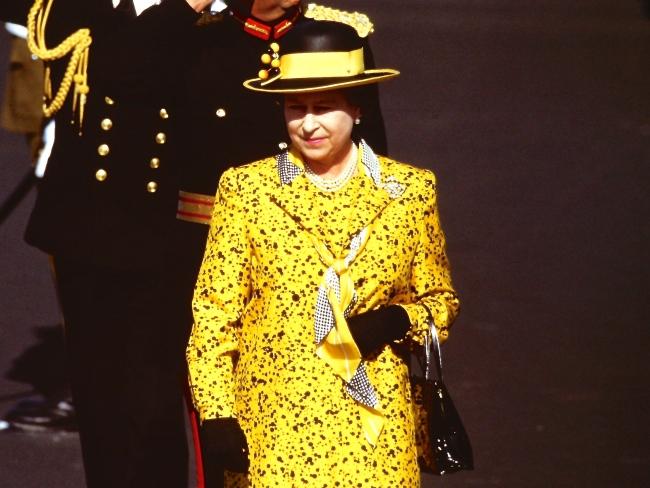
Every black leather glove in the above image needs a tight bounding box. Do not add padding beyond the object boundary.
[347,305,411,358]
[200,417,249,485]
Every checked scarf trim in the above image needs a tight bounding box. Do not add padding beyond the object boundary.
[276,139,381,186]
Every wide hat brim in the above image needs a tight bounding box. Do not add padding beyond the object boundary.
[243,69,400,94]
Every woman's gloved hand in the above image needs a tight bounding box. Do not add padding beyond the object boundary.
[346,305,411,358]
[200,417,249,482]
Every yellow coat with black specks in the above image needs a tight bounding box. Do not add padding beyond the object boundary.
[187,144,460,487]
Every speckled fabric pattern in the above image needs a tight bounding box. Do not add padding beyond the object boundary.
[187,144,460,487]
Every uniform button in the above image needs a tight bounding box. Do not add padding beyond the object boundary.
[150,157,160,169]
[155,132,167,144]
[215,108,226,118]
[100,118,113,131]
[95,169,108,181]
[104,96,115,105]
[147,181,158,193]
[278,141,288,150]
[159,108,169,119]
[98,144,110,156]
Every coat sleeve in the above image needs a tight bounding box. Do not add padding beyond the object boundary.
[186,168,252,422]
[399,171,460,345]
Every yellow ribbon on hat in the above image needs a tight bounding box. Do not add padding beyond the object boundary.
[280,48,365,80]
[309,225,386,446]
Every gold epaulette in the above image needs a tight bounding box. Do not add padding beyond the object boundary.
[304,3,374,38]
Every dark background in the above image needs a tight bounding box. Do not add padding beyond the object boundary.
[1,0,649,486]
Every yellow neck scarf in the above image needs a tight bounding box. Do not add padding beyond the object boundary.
[311,224,385,446]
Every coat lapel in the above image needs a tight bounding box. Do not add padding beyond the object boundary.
[271,171,329,239]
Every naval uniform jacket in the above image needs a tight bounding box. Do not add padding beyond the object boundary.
[23,0,201,269]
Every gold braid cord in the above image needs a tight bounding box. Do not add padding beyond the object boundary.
[304,3,374,38]
[27,0,92,128]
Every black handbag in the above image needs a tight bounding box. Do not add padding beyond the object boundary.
[411,305,474,475]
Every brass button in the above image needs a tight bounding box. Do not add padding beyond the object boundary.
[95,169,108,181]
[155,132,166,144]
[98,144,110,156]
[104,96,115,105]
[147,181,158,193]
[150,157,160,169]
[100,118,113,131]
[159,108,169,119]
[278,141,288,150]
[215,108,226,118]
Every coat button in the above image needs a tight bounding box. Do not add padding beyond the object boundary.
[95,169,108,181]
[278,141,288,150]
[155,132,166,144]
[104,96,115,105]
[215,108,226,118]
[97,144,110,156]
[150,157,160,169]
[159,108,169,119]
[100,118,113,131]
[147,181,158,193]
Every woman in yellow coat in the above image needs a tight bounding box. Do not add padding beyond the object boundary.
[187,20,460,488]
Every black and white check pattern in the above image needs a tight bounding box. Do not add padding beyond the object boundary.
[276,141,383,189]
[276,151,303,185]
[314,268,339,343]
[347,227,368,264]
[314,269,358,344]
[359,139,381,187]
[346,362,380,408]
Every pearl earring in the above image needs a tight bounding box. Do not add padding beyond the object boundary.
[354,117,361,125]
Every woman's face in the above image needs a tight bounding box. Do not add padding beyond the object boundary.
[284,91,360,169]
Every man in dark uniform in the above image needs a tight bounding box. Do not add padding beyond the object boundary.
[4,1,387,487]
[12,2,211,487]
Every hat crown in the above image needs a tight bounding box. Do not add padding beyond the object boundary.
[282,20,362,55]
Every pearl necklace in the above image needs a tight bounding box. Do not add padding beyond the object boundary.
[304,146,358,192]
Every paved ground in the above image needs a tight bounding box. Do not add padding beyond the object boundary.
[1,1,649,486]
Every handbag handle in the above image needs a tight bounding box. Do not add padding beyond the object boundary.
[421,303,444,384]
